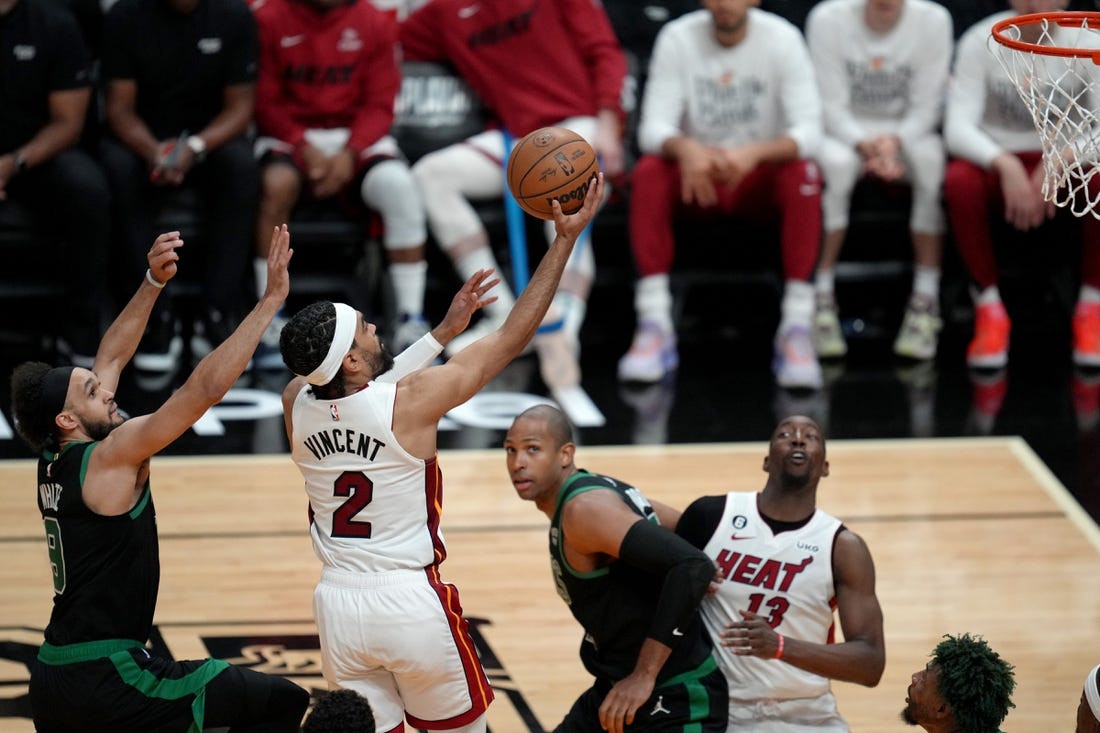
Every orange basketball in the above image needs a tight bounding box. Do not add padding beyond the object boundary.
[506,126,599,220]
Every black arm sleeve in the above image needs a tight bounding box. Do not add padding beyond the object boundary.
[674,495,725,549]
[618,519,716,648]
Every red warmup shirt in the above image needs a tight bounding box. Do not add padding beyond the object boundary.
[399,0,626,137]
[251,0,399,155]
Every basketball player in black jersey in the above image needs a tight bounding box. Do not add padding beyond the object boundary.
[503,404,727,733]
[9,227,310,732]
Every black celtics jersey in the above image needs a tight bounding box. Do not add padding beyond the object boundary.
[549,470,713,684]
[36,441,159,645]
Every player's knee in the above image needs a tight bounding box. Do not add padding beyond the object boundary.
[261,163,302,208]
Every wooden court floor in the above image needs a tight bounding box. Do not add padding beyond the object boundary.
[2,436,1099,732]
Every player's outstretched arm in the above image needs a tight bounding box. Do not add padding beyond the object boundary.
[431,269,501,346]
[378,269,501,384]
[104,226,293,466]
[457,175,602,376]
[92,231,183,391]
[565,490,715,733]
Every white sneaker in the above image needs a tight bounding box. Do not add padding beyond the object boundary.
[393,315,431,353]
[444,314,507,358]
[773,324,823,390]
[893,297,942,361]
[617,321,678,383]
[813,296,847,359]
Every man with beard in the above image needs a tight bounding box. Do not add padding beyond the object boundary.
[901,633,1015,732]
[277,175,603,733]
[617,0,825,391]
[502,404,727,733]
[8,226,310,732]
[675,415,885,731]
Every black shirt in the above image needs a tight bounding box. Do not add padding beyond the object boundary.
[549,470,714,684]
[37,442,160,646]
[0,0,91,153]
[100,0,258,139]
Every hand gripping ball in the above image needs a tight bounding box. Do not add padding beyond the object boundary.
[506,126,600,220]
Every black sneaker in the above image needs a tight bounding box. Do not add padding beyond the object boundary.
[135,311,183,372]
[56,324,99,368]
[192,308,250,369]
[253,313,288,371]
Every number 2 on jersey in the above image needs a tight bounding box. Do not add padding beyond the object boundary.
[332,470,373,538]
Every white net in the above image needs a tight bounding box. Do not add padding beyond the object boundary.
[989,14,1100,218]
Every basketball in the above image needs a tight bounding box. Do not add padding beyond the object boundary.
[506,126,600,220]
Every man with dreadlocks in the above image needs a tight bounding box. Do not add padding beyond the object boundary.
[277,174,603,733]
[902,632,1016,732]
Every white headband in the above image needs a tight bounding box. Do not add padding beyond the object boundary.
[303,303,357,386]
[1087,663,1100,721]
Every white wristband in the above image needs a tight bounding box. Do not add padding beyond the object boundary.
[145,269,166,289]
[376,332,443,384]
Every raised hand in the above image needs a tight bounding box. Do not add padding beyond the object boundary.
[147,231,184,285]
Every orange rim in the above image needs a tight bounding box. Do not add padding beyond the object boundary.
[991,11,1100,63]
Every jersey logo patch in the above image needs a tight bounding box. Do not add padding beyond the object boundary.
[650,695,671,715]
[329,404,340,421]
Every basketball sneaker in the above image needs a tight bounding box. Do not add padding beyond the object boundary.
[893,295,942,361]
[773,324,823,390]
[617,321,678,383]
[813,295,847,358]
[1072,301,1100,367]
[190,308,240,362]
[253,313,288,371]
[55,321,99,369]
[135,310,183,373]
[393,314,431,354]
[966,301,1011,369]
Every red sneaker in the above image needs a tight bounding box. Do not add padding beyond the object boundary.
[967,301,1011,369]
[1073,301,1100,367]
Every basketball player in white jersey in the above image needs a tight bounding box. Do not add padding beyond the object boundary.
[675,415,885,732]
[277,175,603,733]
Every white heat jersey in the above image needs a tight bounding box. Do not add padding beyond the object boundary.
[701,491,843,701]
[806,0,952,145]
[290,381,444,573]
[638,8,822,158]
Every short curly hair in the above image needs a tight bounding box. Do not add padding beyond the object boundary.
[933,633,1016,732]
[280,301,347,398]
[10,361,60,454]
[301,689,375,733]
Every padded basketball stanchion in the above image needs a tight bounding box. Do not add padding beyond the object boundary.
[501,128,592,336]
[502,129,532,293]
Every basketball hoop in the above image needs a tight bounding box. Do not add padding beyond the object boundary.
[990,12,1100,218]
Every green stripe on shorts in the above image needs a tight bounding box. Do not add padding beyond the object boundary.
[110,650,229,733]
